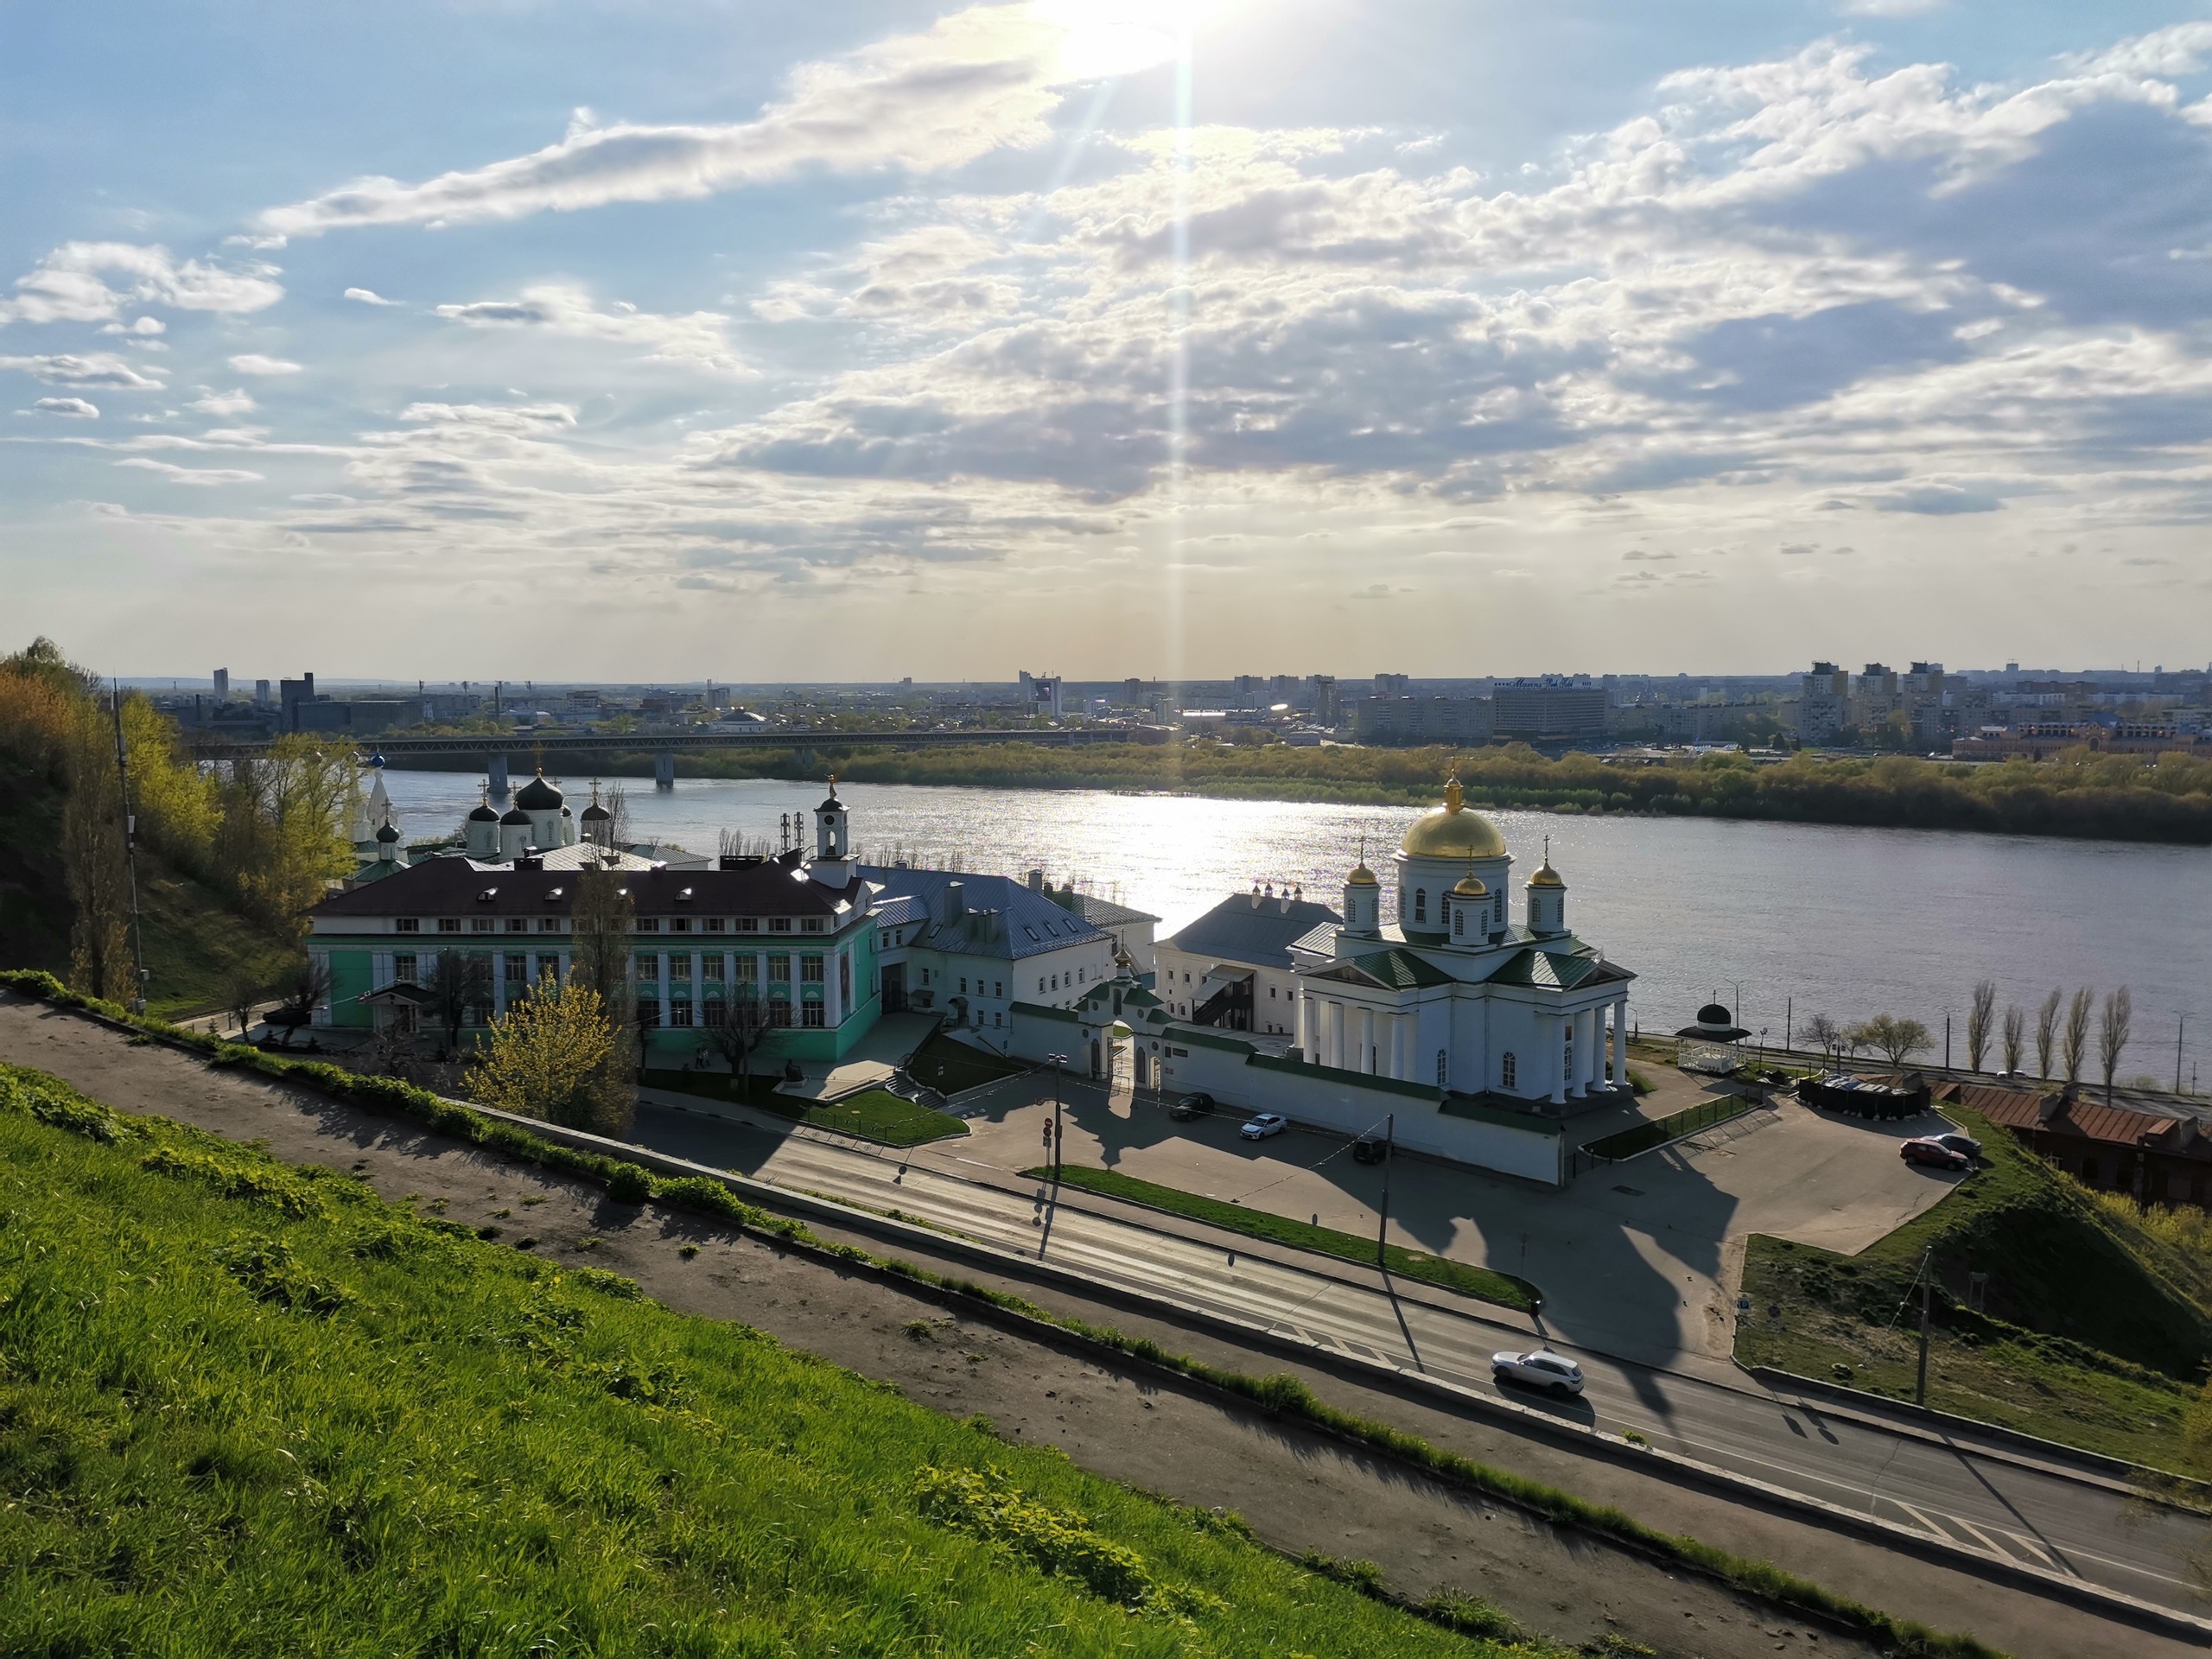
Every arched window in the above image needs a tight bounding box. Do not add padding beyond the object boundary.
[1452,907,1465,938]
[1435,1049,1447,1085]
[1501,1052,1517,1089]
[1413,888,1427,923]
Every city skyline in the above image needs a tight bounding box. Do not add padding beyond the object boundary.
[6,2,2212,677]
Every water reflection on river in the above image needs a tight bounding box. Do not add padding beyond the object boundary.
[378,770,2211,1085]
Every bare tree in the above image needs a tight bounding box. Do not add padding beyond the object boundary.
[2063,988,2094,1086]
[2001,1004,2024,1076]
[603,784,633,851]
[703,988,772,1093]
[1966,980,1997,1072]
[1856,1014,1931,1069]
[1802,1013,1843,1065]
[226,968,264,1038]
[2099,986,2133,1107]
[428,950,494,1053]
[2036,988,2062,1078]
[265,956,333,1047]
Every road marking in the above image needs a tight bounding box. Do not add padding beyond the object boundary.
[1893,1500,1950,1537]
[1999,1529,2064,1573]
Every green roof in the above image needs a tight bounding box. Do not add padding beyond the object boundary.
[1307,949,1455,992]
[1484,949,1630,991]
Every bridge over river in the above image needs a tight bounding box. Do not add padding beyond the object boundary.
[181,725,1103,794]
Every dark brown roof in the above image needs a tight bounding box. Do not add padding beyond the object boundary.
[1942,1081,2211,1159]
[310,858,849,921]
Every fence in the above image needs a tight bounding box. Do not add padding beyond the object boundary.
[1573,1090,1763,1171]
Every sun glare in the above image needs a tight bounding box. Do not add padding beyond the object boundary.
[1035,0,1233,82]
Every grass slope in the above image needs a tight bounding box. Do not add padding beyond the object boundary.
[1028,1164,1538,1313]
[0,1062,1544,1658]
[1737,1105,2212,1472]
[0,757,297,1019]
[908,1030,1027,1093]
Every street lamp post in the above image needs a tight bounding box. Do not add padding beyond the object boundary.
[1375,1113,1395,1268]
[1046,1052,1066,1184]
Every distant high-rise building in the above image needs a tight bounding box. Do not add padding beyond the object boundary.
[1306,674,1339,724]
[212,668,229,702]
[1374,672,1411,696]
[1796,662,1849,743]
[1492,676,1606,741]
[254,678,271,705]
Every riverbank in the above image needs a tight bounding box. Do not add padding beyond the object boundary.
[398,740,2212,844]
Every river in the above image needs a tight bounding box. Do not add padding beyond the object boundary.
[374,769,2211,1089]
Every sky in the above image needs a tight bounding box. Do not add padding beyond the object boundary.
[4,0,2212,683]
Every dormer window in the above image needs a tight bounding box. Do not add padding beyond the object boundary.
[477,887,499,902]
[676,887,695,902]
[544,887,564,903]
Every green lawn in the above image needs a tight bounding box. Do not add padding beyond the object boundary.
[1735,1105,2212,1474]
[642,1068,967,1147]
[908,1031,1027,1094]
[1025,1165,1537,1314]
[0,1062,1542,1658]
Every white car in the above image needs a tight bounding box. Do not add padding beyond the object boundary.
[1491,1348,1586,1396]
[1238,1113,1288,1141]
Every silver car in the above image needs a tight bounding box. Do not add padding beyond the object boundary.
[1491,1348,1586,1396]
[1238,1113,1288,1141]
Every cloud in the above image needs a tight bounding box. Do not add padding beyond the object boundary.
[188,388,257,416]
[114,458,264,485]
[255,3,1136,236]
[29,397,98,417]
[343,286,405,306]
[0,353,164,389]
[228,354,302,375]
[1835,0,1945,16]
[433,284,747,374]
[100,316,166,337]
[1,242,283,325]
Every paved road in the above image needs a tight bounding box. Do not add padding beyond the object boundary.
[632,1090,2210,1616]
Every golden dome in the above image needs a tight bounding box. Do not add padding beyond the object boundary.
[1452,872,1489,897]
[1399,773,1508,861]
[1528,861,1564,888]
[1347,864,1379,887]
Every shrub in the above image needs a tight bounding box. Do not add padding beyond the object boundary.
[603,1163,653,1205]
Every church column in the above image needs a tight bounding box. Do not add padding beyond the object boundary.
[1392,1013,1410,1081]
[1358,1006,1376,1074]
[823,945,842,1029]
[1325,1001,1344,1071]
[1549,1015,1567,1105]
[1295,986,1311,1058]
[1612,997,1629,1090]
[1584,1007,1602,1093]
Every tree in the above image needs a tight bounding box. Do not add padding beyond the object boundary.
[2001,1004,2024,1076]
[428,950,493,1053]
[1855,1014,1931,1069]
[1802,1013,1843,1065]
[2036,988,2062,1078]
[567,865,639,1127]
[603,784,633,851]
[225,969,264,1038]
[467,981,628,1134]
[265,956,332,1047]
[1966,980,1997,1072]
[703,988,772,1090]
[2063,988,2094,1086]
[2099,986,2133,1107]
[59,691,133,1002]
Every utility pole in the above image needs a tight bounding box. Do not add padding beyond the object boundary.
[1376,1113,1395,1268]
[2180,1014,2188,1096]
[1915,1245,1934,1408]
[1048,1052,1066,1184]
[1943,1015,1951,1071]
[110,681,149,1014]
[1784,995,1792,1058]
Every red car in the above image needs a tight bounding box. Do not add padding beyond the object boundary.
[1899,1136,1971,1172]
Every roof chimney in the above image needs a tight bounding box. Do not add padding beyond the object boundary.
[1027,868,1044,891]
[945,880,966,921]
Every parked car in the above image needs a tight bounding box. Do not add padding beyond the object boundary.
[1239,1112,1288,1141]
[1899,1136,1971,1172]
[1491,1348,1586,1397]
[1169,1092,1214,1122]
[1351,1134,1389,1165]
[1930,1130,1982,1160]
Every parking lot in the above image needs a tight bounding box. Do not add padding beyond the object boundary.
[950,1061,1963,1380]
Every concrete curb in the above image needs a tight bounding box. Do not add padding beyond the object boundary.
[1747,1365,2212,1509]
[462,1102,2212,1644]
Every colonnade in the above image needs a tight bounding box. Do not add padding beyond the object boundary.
[1295,988,1631,1099]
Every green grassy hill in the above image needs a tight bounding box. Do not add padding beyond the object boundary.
[1738,1106,2212,1471]
[0,1061,1544,1657]
[0,758,297,1020]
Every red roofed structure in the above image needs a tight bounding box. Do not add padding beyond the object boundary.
[1939,1080,2212,1208]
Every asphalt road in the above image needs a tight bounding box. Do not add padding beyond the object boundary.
[631,1091,2209,1616]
